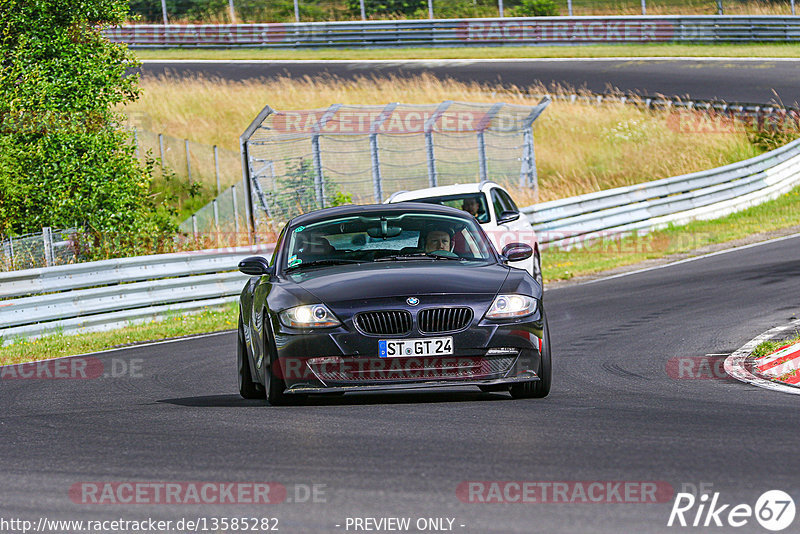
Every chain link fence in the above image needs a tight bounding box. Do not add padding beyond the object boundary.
[128,0,797,24]
[0,228,78,272]
[240,99,549,236]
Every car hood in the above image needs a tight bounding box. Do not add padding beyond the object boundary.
[285,262,509,302]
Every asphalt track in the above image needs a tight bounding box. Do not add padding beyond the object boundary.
[2,235,800,533]
[3,60,800,533]
[137,58,800,106]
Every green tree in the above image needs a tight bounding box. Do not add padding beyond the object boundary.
[0,0,173,249]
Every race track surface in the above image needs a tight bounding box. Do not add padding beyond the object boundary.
[138,58,800,106]
[3,235,800,533]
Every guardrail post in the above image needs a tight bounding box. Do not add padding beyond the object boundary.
[424,101,453,188]
[369,103,398,203]
[311,104,342,209]
[42,227,53,267]
[477,103,504,183]
[214,145,221,195]
[191,215,198,244]
[184,139,192,183]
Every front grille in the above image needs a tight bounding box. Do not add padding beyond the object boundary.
[418,307,473,333]
[307,356,516,383]
[354,310,412,336]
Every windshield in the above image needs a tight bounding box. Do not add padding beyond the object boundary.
[284,212,495,272]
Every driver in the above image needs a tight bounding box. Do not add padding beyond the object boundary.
[422,223,455,253]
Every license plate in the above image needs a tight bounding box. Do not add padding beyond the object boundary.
[379,337,453,358]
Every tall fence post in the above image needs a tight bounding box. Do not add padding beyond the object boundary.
[42,227,53,267]
[212,199,220,245]
[232,184,240,238]
[158,133,165,174]
[792,0,796,16]
[192,215,198,243]
[160,0,168,25]
[8,235,14,271]
[369,103,398,203]
[641,0,646,15]
[294,0,300,22]
[428,0,434,19]
[717,0,723,15]
[567,0,573,16]
[498,0,504,17]
[518,96,551,191]
[476,103,504,183]
[311,104,342,209]
[214,145,221,195]
[424,101,453,188]
[228,0,235,22]
[359,0,366,20]
[184,139,192,183]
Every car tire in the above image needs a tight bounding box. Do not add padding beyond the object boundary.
[238,315,265,400]
[262,311,305,406]
[509,309,552,399]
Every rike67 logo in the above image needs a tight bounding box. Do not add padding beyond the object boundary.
[668,490,796,531]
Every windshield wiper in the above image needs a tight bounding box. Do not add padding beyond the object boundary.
[285,259,366,272]
[374,252,464,262]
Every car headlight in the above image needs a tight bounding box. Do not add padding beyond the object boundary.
[279,304,341,328]
[485,294,537,320]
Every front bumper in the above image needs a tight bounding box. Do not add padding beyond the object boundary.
[270,311,544,394]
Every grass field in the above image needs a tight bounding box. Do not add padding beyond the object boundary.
[126,74,760,208]
[134,43,800,61]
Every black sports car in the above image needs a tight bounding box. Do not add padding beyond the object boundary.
[237,203,551,405]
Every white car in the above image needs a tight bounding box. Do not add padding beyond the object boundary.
[386,181,542,286]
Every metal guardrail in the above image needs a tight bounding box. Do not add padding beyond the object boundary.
[105,16,800,48]
[0,244,273,343]
[524,138,800,248]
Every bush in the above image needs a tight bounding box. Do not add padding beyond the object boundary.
[0,0,175,254]
[513,0,559,17]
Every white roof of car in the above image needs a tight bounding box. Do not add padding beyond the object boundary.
[386,182,497,203]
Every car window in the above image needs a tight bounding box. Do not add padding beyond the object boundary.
[284,212,495,271]
[491,188,510,219]
[498,189,519,214]
[400,194,490,224]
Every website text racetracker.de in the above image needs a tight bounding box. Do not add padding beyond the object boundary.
[0,517,279,534]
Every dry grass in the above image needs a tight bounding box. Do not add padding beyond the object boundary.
[125,74,758,203]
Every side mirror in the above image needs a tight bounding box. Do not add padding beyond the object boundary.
[501,243,533,263]
[238,256,273,277]
[497,210,521,224]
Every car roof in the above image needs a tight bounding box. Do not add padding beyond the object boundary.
[386,181,499,202]
[287,202,477,227]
